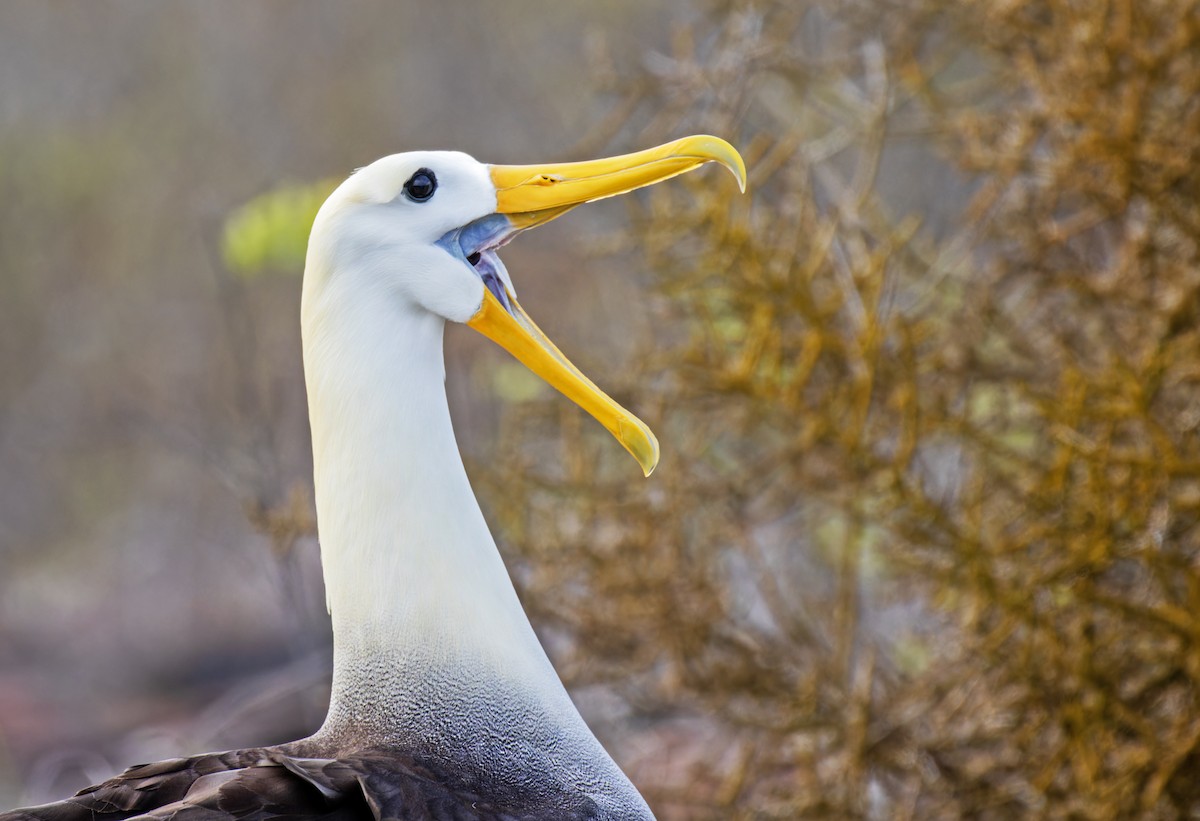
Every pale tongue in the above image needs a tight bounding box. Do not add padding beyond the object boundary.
[475,250,515,313]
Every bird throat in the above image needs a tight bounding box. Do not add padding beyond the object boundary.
[294,256,653,818]
[302,300,588,756]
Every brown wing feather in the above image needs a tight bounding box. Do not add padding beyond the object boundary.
[0,749,360,821]
[0,748,602,821]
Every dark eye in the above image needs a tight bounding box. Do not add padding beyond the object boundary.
[403,168,437,202]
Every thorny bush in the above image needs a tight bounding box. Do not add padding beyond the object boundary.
[477,1,1200,818]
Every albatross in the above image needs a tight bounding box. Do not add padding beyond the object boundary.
[2,135,746,821]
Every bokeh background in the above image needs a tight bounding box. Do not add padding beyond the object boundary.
[3,1,1200,818]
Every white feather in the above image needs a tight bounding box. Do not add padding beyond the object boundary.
[298,151,653,818]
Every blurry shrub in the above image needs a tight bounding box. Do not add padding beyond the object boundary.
[221,179,335,279]
[476,1,1200,819]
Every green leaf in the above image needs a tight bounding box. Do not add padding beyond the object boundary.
[221,179,337,279]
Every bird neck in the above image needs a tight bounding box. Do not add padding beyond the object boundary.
[296,259,652,818]
[303,294,551,722]
[299,283,587,737]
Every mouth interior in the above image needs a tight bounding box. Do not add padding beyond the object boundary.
[440,214,522,314]
[465,244,514,314]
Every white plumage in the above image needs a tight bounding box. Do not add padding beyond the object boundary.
[3,137,745,821]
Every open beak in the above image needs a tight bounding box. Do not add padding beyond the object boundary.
[465,135,746,477]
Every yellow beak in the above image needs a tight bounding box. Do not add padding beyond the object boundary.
[467,135,746,476]
[490,134,746,229]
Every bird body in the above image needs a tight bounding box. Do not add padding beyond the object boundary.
[2,138,745,821]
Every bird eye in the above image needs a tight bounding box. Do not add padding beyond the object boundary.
[403,168,437,202]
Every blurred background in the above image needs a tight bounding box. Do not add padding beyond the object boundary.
[2,1,1200,818]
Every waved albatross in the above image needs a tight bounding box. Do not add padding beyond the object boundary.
[1,135,746,821]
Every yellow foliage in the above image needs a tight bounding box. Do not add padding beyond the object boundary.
[221,179,337,278]
[477,1,1200,817]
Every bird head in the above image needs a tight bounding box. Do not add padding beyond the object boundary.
[305,136,746,476]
